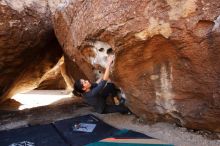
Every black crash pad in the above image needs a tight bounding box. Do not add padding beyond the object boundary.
[0,124,67,146]
[53,114,118,146]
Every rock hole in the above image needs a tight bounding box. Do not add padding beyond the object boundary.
[98,48,104,52]
[107,48,113,55]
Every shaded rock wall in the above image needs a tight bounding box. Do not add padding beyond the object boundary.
[0,0,64,102]
[53,0,220,132]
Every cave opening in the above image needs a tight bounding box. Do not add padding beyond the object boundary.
[10,90,73,110]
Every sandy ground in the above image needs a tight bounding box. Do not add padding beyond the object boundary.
[0,90,219,146]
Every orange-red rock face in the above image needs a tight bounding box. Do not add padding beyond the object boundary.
[53,0,220,132]
[0,1,64,102]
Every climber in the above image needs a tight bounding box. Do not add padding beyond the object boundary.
[73,55,130,114]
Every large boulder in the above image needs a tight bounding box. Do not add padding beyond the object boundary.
[0,0,64,102]
[53,0,220,132]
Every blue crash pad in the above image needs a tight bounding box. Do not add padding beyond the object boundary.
[0,124,67,146]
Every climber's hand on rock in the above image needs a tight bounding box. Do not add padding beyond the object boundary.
[107,55,114,67]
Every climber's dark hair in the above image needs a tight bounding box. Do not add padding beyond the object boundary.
[73,79,84,96]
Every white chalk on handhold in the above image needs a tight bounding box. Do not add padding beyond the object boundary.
[212,15,220,32]
[90,41,115,68]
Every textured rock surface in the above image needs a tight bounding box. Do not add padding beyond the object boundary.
[0,0,64,102]
[53,0,220,132]
[36,57,67,90]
